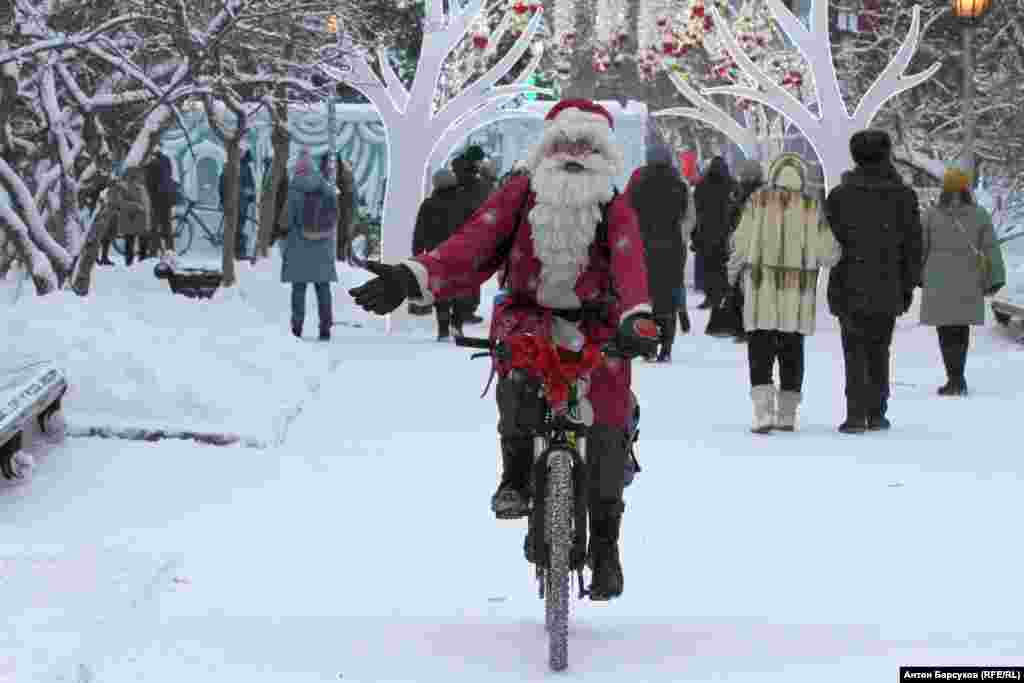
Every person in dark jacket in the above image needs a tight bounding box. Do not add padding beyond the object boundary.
[450,147,492,325]
[825,129,923,433]
[337,159,356,261]
[144,143,177,255]
[412,168,468,340]
[629,143,688,362]
[727,160,766,344]
[693,156,736,310]
[317,153,357,262]
[219,148,256,259]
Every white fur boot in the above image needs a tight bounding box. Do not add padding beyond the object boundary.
[775,391,802,432]
[750,385,776,434]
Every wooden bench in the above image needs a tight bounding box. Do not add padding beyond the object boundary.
[153,262,223,299]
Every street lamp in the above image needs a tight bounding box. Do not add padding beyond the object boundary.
[951,0,994,173]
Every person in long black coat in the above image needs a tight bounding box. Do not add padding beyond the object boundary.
[412,168,473,340]
[825,129,923,433]
[450,149,492,325]
[144,144,177,255]
[726,160,766,343]
[629,143,689,362]
[693,156,736,309]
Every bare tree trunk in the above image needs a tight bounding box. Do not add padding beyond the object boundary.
[256,122,289,260]
[256,31,295,260]
[562,0,598,100]
[204,94,244,287]
[71,224,102,295]
[221,140,240,286]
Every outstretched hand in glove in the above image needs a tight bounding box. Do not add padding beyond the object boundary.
[615,313,660,359]
[348,261,422,315]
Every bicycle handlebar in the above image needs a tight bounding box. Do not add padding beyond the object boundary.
[454,336,492,350]
[456,335,630,359]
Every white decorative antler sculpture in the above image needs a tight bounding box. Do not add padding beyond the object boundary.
[705,0,940,191]
[320,0,546,268]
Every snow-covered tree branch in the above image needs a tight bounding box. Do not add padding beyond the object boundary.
[319,1,547,268]
[701,0,940,190]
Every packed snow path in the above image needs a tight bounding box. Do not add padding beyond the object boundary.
[3,300,1024,681]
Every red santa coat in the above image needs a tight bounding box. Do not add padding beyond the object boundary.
[405,175,651,428]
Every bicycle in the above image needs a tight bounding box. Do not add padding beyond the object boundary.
[455,333,628,672]
[112,197,258,259]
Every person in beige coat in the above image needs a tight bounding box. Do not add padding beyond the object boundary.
[727,154,842,433]
[920,168,1006,396]
[109,166,152,266]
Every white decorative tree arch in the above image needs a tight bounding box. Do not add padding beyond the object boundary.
[320,0,546,269]
[705,0,941,191]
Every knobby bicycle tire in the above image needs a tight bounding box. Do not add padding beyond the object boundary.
[545,447,574,671]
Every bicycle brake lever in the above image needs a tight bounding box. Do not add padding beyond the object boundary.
[470,352,491,360]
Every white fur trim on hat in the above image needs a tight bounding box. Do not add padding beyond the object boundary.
[524,110,624,177]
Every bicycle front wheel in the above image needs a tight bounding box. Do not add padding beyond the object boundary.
[544,447,574,672]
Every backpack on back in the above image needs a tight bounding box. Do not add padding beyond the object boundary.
[302,188,338,240]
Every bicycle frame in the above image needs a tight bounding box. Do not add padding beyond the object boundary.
[457,332,626,672]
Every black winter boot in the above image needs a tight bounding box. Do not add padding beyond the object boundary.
[319,323,331,341]
[491,438,534,519]
[436,310,451,341]
[838,397,867,434]
[938,335,969,396]
[937,333,968,395]
[867,396,891,431]
[678,309,691,334]
[291,319,303,339]
[938,379,968,396]
[587,500,624,600]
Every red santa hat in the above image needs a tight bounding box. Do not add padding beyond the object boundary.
[544,99,614,130]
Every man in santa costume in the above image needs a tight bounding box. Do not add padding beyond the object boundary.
[350,99,659,600]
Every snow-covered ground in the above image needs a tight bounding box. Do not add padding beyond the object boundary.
[3,248,1024,681]
[1,247,388,447]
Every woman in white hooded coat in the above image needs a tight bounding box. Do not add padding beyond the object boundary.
[727,154,842,433]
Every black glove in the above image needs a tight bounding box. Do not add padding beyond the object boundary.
[902,289,913,314]
[985,283,1004,296]
[348,261,422,315]
[615,313,660,359]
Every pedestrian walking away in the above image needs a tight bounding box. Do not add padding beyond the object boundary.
[919,167,1006,396]
[825,130,923,433]
[282,148,340,341]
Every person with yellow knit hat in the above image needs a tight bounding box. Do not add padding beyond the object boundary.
[919,167,1006,396]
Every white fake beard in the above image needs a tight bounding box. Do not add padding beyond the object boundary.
[528,153,616,277]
